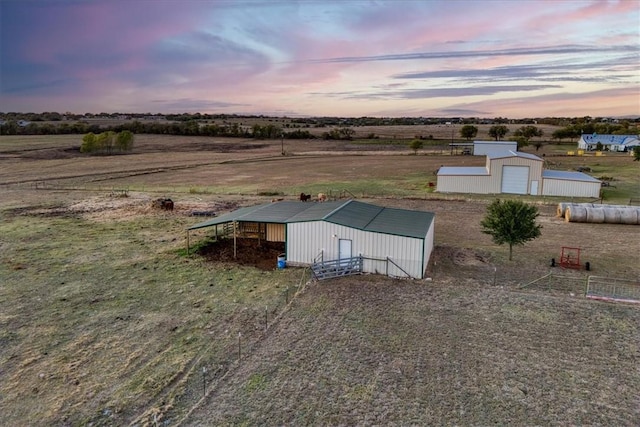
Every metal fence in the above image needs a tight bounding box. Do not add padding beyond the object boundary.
[519,272,640,304]
[311,256,363,280]
[586,276,640,304]
[519,272,588,295]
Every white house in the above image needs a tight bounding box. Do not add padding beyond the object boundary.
[437,151,601,198]
[188,200,435,279]
[578,134,640,152]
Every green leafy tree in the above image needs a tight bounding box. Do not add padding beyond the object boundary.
[480,199,542,261]
[514,125,543,144]
[115,130,134,152]
[633,146,640,161]
[551,128,572,142]
[80,132,97,153]
[489,125,509,141]
[513,136,529,149]
[459,125,478,141]
[409,139,424,154]
[96,131,116,154]
[338,127,355,140]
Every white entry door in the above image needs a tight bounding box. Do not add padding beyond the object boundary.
[530,180,539,195]
[339,239,352,265]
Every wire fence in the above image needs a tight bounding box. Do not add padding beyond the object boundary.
[519,272,640,303]
[132,267,314,426]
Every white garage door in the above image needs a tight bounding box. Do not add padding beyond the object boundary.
[501,166,529,194]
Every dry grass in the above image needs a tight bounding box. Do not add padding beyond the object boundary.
[0,132,638,426]
[182,277,640,426]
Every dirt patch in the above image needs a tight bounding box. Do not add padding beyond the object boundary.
[198,238,285,271]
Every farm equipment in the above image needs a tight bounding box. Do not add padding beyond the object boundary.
[559,246,582,269]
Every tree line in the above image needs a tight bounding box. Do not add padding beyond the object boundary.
[0,120,316,140]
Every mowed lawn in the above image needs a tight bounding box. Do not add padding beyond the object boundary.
[0,133,639,425]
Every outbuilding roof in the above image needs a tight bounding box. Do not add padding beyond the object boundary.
[488,150,542,161]
[474,140,518,145]
[542,170,601,183]
[580,134,640,147]
[188,200,434,239]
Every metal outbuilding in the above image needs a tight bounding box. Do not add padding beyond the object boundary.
[437,151,601,197]
[473,140,518,156]
[541,170,602,198]
[188,200,435,279]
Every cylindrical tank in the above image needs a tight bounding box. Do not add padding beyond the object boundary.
[277,254,286,269]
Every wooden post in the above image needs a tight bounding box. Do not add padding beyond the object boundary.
[233,221,237,259]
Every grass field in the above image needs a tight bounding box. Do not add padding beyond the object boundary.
[0,132,638,426]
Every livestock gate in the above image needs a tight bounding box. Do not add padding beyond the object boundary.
[520,273,640,304]
[586,276,640,304]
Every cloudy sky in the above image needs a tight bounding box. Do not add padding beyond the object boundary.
[1,0,638,118]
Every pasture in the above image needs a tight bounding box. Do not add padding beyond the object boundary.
[0,133,638,425]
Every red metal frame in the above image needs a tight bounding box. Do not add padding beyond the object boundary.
[560,246,581,269]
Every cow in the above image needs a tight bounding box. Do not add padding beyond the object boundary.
[300,193,311,202]
[317,193,327,202]
[152,198,174,210]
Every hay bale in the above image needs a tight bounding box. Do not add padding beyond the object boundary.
[586,207,605,223]
[602,208,621,224]
[566,205,587,222]
[557,202,571,217]
[620,209,638,225]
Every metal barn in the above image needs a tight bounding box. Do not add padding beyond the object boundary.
[437,151,600,198]
[188,200,435,279]
[437,151,543,195]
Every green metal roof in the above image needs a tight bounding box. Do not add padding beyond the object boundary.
[188,199,435,239]
[323,200,434,238]
[187,201,343,230]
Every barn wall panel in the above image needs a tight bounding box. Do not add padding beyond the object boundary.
[266,223,285,242]
[423,219,435,276]
[542,179,601,198]
[437,174,494,194]
[286,221,429,278]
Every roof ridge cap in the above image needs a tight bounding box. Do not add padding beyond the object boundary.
[322,199,353,220]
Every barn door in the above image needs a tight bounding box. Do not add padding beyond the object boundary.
[339,239,352,265]
[501,166,529,194]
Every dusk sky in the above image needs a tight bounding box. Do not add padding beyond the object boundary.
[1,0,639,118]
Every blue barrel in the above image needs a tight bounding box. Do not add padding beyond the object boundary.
[277,254,286,269]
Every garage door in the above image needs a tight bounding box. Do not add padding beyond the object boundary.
[501,166,529,194]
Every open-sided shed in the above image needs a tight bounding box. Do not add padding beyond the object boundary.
[188,200,435,279]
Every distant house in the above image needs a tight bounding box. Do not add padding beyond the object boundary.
[17,120,31,127]
[437,151,601,198]
[578,134,640,152]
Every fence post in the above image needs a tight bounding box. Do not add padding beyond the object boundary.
[585,276,590,297]
[202,366,207,397]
